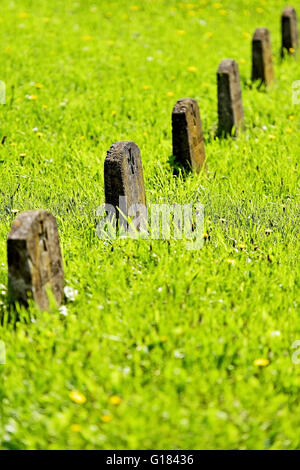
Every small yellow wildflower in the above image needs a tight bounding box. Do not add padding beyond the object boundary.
[143,85,150,90]
[268,134,276,140]
[214,3,222,9]
[226,258,235,265]
[238,243,246,250]
[109,395,122,405]
[176,30,185,35]
[289,115,294,120]
[70,424,82,432]
[240,59,246,64]
[206,32,213,38]
[19,153,26,158]
[131,6,140,11]
[289,47,295,53]
[286,128,293,133]
[203,232,209,240]
[253,358,269,367]
[36,132,43,138]
[265,228,272,235]
[243,32,250,39]
[160,336,167,342]
[220,10,227,15]
[42,104,48,109]
[256,8,264,13]
[18,13,28,19]
[101,414,112,423]
[187,66,197,72]
[11,209,20,214]
[10,142,17,146]
[111,110,117,116]
[82,36,92,41]
[167,91,174,97]
[35,83,43,89]
[69,390,87,405]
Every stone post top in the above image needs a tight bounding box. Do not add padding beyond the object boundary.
[106,141,140,160]
[282,6,297,16]
[172,98,197,113]
[217,59,238,74]
[8,210,56,240]
[253,27,271,40]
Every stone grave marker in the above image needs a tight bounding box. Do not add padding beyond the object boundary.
[281,7,298,56]
[217,59,244,136]
[172,98,206,172]
[252,28,274,85]
[7,210,64,309]
[104,141,147,232]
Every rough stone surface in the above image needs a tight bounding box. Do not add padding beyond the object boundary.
[104,141,146,229]
[172,98,206,172]
[252,28,274,85]
[7,210,64,310]
[281,6,298,56]
[217,59,244,136]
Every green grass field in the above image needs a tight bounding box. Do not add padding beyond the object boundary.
[0,0,299,450]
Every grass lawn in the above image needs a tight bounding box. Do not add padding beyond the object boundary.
[0,0,299,450]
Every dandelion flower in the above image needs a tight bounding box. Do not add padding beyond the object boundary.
[69,390,86,405]
[238,243,246,250]
[18,13,28,19]
[289,47,295,53]
[167,91,174,97]
[265,228,272,235]
[268,134,276,140]
[188,66,197,72]
[253,358,269,367]
[101,414,112,423]
[82,36,92,41]
[289,115,294,120]
[109,395,122,405]
[70,424,82,432]
[176,30,185,35]
[226,258,235,265]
